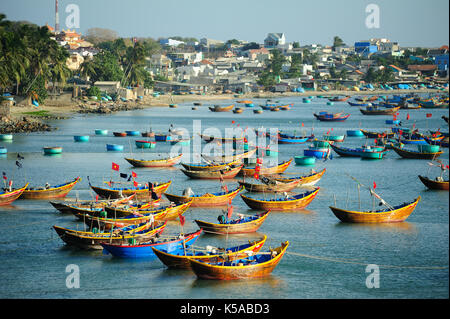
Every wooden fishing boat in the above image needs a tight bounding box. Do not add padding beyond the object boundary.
[323,135,345,142]
[90,181,171,200]
[19,177,80,199]
[418,175,449,190]
[50,194,137,214]
[180,165,243,180]
[135,140,156,149]
[152,235,267,269]
[164,186,242,207]
[126,130,140,136]
[180,159,241,171]
[0,184,28,206]
[113,132,127,137]
[360,106,401,115]
[101,229,203,258]
[209,104,234,112]
[94,129,108,135]
[391,144,443,159]
[277,135,310,144]
[141,131,155,138]
[241,187,319,211]
[240,159,292,177]
[124,154,183,167]
[79,201,192,230]
[201,148,257,163]
[53,221,167,250]
[294,156,315,165]
[361,130,395,139]
[272,168,326,186]
[329,197,420,223]
[199,134,245,144]
[329,96,350,102]
[194,211,270,235]
[238,178,300,192]
[189,241,289,280]
[313,112,350,122]
[233,108,244,114]
[330,144,386,157]
[154,134,172,142]
[253,109,263,114]
[106,144,123,151]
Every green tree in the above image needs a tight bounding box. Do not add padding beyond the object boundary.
[332,36,345,51]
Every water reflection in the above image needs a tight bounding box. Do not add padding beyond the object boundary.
[333,221,417,234]
[190,274,285,292]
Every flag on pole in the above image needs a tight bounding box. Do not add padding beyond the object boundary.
[112,162,119,171]
[373,181,377,189]
[2,172,6,180]
[179,214,185,226]
[406,113,410,120]
[426,113,432,118]
[133,181,138,187]
[227,205,233,219]
[132,171,137,178]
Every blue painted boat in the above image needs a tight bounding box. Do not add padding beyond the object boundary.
[303,98,311,103]
[95,129,108,135]
[106,144,124,151]
[0,134,13,141]
[43,146,62,155]
[154,134,172,142]
[0,147,7,154]
[400,138,427,145]
[331,144,387,157]
[245,103,255,107]
[278,133,311,144]
[348,101,370,107]
[126,130,140,136]
[385,119,400,125]
[304,147,330,159]
[170,139,190,146]
[346,130,364,137]
[100,229,202,259]
[135,140,156,148]
[294,156,315,165]
[73,135,90,142]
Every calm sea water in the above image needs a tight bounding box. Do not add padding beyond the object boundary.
[0,95,448,299]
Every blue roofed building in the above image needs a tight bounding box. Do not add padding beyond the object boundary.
[354,42,378,56]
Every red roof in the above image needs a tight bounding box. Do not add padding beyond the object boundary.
[407,65,437,71]
[389,64,403,72]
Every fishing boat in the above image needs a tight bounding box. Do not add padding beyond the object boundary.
[124,154,183,167]
[201,148,257,163]
[53,221,167,250]
[0,184,28,206]
[418,175,449,190]
[19,177,80,199]
[200,134,245,144]
[253,109,263,114]
[126,130,140,136]
[194,211,270,235]
[189,241,289,280]
[81,201,192,229]
[277,134,310,144]
[94,129,108,135]
[90,181,171,200]
[113,132,127,137]
[443,115,449,124]
[135,140,156,149]
[141,131,155,138]
[180,164,243,180]
[0,147,7,154]
[152,235,267,269]
[164,186,243,207]
[238,178,300,192]
[240,159,292,177]
[272,168,326,187]
[329,96,350,102]
[100,229,203,258]
[209,104,234,112]
[348,101,370,107]
[169,104,177,108]
[294,156,315,165]
[391,144,443,159]
[180,160,241,172]
[154,134,172,142]
[170,138,190,146]
[241,187,320,211]
[330,144,386,158]
[0,134,13,141]
[361,130,395,139]
[347,130,364,137]
[232,107,244,114]
[73,135,90,142]
[106,144,123,151]
[323,135,345,142]
[359,106,401,115]
[313,112,350,122]
[43,147,62,155]
[303,147,330,159]
[330,197,420,223]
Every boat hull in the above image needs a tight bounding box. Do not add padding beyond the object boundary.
[20,177,80,199]
[418,175,449,190]
[241,188,319,211]
[194,211,270,234]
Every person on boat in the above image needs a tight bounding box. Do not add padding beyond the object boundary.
[283,192,290,199]
[45,182,50,189]
[182,187,194,197]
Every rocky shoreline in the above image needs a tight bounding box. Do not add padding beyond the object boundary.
[0,116,54,133]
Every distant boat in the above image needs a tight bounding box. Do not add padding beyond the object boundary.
[209,104,234,112]
[0,146,7,154]
[391,144,443,159]
[241,188,320,211]
[135,140,156,148]
[94,129,108,135]
[106,144,123,151]
[73,135,90,142]
[0,134,13,141]
[194,211,270,235]
[329,96,350,102]
[43,146,62,155]
[418,175,449,190]
[124,154,183,167]
[113,132,127,137]
[346,130,364,137]
[126,130,140,136]
[360,106,401,115]
[233,107,244,113]
[313,112,350,122]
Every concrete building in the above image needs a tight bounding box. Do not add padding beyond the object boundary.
[264,33,286,48]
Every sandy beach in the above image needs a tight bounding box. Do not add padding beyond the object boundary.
[7,88,444,120]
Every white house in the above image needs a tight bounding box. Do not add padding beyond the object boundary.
[264,33,286,48]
